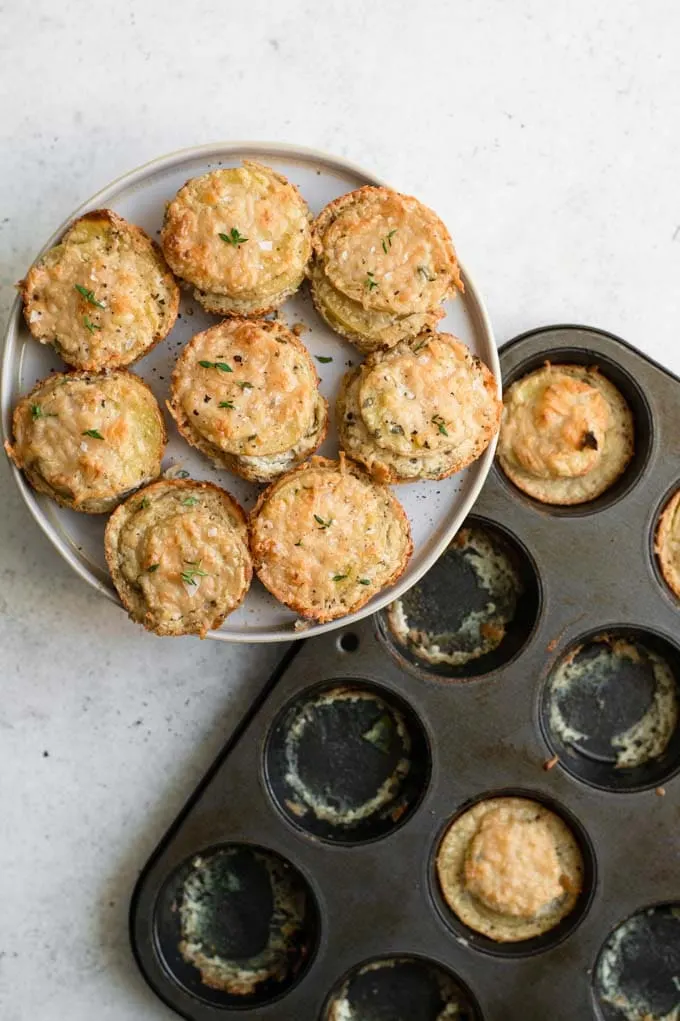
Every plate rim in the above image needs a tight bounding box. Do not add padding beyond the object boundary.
[0,140,500,643]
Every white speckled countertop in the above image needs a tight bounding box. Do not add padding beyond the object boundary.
[1,2,679,1018]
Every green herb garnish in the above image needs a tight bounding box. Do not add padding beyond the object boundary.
[176,469,190,479]
[74,284,105,308]
[365,271,378,291]
[219,228,248,246]
[219,400,235,409]
[182,496,198,507]
[180,559,209,585]
[358,578,371,585]
[83,315,101,334]
[381,228,397,254]
[236,381,254,389]
[315,355,333,364]
[314,514,333,529]
[138,497,150,510]
[294,540,304,547]
[199,360,233,373]
[30,404,56,420]
[361,714,393,754]
[147,563,159,573]
[431,414,448,436]
[82,429,104,440]
[333,573,348,582]
[413,338,429,353]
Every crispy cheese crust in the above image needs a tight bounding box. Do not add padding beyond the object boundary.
[167,318,328,483]
[309,186,462,352]
[337,332,501,483]
[161,161,311,316]
[5,370,166,514]
[655,489,680,599]
[436,797,584,942]
[21,209,179,370]
[497,363,634,505]
[105,478,252,637]
[249,456,413,622]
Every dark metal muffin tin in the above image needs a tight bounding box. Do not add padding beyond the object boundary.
[130,326,680,1021]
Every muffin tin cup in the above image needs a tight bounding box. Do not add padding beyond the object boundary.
[131,327,680,1021]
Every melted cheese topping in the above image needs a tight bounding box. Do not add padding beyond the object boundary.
[170,319,318,457]
[251,460,411,621]
[464,806,565,918]
[132,509,245,621]
[23,211,178,370]
[106,481,251,636]
[436,796,584,942]
[317,187,461,316]
[656,490,680,599]
[161,161,311,298]
[501,370,610,479]
[359,335,497,456]
[497,363,634,506]
[338,333,501,482]
[8,371,165,511]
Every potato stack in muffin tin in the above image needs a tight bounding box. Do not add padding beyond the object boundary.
[497,362,634,506]
[10,160,501,636]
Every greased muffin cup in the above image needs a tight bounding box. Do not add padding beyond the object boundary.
[130,326,680,1021]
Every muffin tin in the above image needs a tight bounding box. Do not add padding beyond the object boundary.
[130,326,680,1021]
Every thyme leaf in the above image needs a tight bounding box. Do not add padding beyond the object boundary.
[74,284,105,308]
[219,228,248,246]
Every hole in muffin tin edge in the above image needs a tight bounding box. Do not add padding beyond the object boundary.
[428,786,597,959]
[153,841,321,1010]
[264,678,432,846]
[496,344,654,517]
[374,514,543,683]
[539,625,680,793]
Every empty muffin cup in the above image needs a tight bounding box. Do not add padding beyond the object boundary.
[322,955,482,1021]
[541,629,680,792]
[154,843,319,1008]
[378,518,540,680]
[433,792,594,955]
[593,903,680,1021]
[265,681,430,843]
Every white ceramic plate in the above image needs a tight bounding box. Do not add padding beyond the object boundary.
[1,142,499,643]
